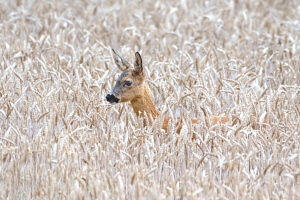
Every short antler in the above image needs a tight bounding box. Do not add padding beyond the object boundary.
[112,49,130,71]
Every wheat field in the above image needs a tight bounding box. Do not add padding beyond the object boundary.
[0,0,299,199]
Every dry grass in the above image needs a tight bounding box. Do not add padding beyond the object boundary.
[0,0,300,199]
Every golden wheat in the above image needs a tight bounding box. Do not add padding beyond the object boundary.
[0,0,299,199]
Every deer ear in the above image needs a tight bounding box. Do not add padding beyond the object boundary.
[112,49,130,71]
[134,52,143,73]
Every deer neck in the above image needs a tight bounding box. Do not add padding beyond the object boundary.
[130,83,159,122]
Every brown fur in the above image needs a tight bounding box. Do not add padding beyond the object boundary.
[108,50,229,133]
[130,83,159,119]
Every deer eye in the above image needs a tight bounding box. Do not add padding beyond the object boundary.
[123,81,132,87]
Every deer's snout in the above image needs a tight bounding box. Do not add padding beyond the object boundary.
[106,94,119,104]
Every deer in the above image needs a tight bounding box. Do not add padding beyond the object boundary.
[106,49,229,134]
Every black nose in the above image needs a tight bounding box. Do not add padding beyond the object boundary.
[106,94,119,103]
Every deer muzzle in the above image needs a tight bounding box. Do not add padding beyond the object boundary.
[106,94,119,104]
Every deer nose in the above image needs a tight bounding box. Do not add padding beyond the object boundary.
[106,94,119,103]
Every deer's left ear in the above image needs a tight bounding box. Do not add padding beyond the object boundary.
[134,52,143,73]
[112,49,130,71]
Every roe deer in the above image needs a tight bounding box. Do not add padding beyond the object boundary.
[106,49,229,133]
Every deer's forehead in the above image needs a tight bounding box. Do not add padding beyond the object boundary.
[118,71,131,80]
[118,70,136,80]
[117,69,144,83]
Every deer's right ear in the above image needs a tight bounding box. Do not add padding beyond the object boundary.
[134,52,143,74]
[112,49,130,71]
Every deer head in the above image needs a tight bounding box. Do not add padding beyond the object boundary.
[106,49,145,104]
